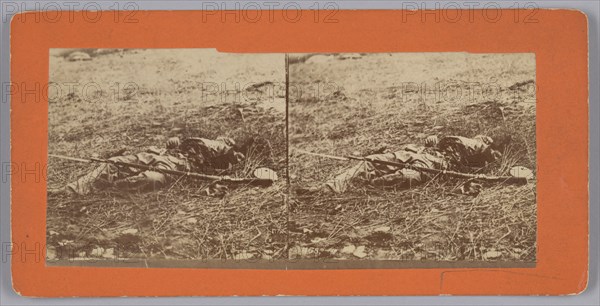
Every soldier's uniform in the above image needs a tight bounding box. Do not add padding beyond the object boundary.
[323,135,498,194]
[66,152,189,195]
[66,137,242,195]
[324,145,447,194]
[178,137,241,171]
[436,135,497,170]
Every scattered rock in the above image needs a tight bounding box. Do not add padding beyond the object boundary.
[306,54,335,64]
[234,252,254,260]
[186,218,198,224]
[49,230,60,236]
[374,226,391,233]
[326,248,339,255]
[375,249,393,260]
[67,51,92,62]
[510,248,524,259]
[311,237,326,244]
[483,250,502,260]
[353,246,368,258]
[46,247,57,260]
[102,248,116,259]
[121,228,138,235]
[93,48,123,56]
[302,228,314,234]
[341,245,356,254]
[58,239,73,247]
[90,247,105,257]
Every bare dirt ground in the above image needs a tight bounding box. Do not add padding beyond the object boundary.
[47,49,287,261]
[289,53,537,262]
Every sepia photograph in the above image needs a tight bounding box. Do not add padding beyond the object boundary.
[45,50,537,268]
[7,6,589,298]
[288,53,537,264]
[46,49,287,264]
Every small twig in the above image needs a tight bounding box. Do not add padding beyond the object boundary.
[246,227,262,247]
[494,225,512,247]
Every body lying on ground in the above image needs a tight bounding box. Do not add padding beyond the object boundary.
[312,135,501,194]
[63,136,245,195]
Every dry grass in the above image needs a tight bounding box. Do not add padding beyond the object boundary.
[47,50,537,263]
[289,53,537,262]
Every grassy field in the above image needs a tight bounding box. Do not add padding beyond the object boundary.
[288,53,537,261]
[46,50,537,264]
[46,49,287,261]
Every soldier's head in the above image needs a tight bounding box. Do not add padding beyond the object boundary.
[233,152,245,163]
[491,149,502,161]
[474,135,494,146]
[474,135,501,164]
[216,136,236,147]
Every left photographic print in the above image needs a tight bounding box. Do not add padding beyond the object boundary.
[46,49,287,266]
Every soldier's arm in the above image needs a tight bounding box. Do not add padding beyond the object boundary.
[166,137,181,149]
[425,135,439,147]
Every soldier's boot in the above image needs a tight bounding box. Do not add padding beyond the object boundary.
[371,168,423,189]
[114,171,167,192]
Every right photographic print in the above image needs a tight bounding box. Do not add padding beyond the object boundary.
[288,53,537,265]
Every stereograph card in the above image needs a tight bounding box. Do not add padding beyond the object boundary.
[8,8,589,297]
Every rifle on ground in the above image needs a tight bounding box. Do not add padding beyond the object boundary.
[294,149,530,185]
[49,154,276,186]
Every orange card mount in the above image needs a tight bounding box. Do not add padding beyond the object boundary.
[10,10,588,296]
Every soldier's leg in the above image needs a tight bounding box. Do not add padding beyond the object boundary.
[114,170,167,192]
[105,154,182,193]
[65,155,138,195]
[65,164,111,195]
[371,168,423,189]
[325,161,375,193]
